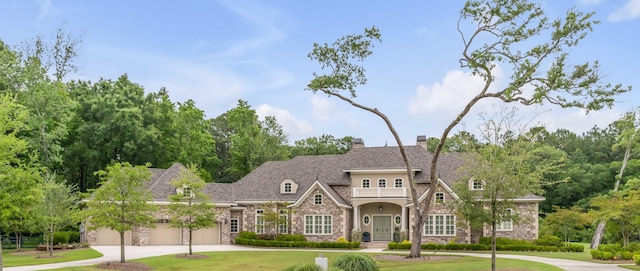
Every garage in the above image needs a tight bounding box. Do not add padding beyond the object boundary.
[148,223,182,245]
[94,228,131,245]
[190,223,220,245]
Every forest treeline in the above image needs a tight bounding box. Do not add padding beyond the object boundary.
[1,32,637,216]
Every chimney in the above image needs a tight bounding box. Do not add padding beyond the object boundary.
[416,135,427,150]
[352,138,365,148]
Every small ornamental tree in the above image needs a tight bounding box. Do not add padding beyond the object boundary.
[85,162,157,263]
[168,164,217,255]
[544,206,590,245]
[259,201,292,240]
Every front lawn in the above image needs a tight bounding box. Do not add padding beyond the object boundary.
[2,248,103,267]
[51,251,563,271]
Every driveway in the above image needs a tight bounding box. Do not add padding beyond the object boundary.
[4,245,633,271]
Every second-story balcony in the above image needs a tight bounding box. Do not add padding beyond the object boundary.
[353,187,407,198]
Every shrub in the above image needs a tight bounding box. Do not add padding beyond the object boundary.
[591,250,602,260]
[337,236,348,243]
[234,237,360,249]
[633,254,640,265]
[597,244,622,254]
[601,252,614,261]
[333,254,379,271]
[479,237,532,246]
[239,231,257,239]
[401,239,411,245]
[282,263,322,271]
[350,230,361,243]
[257,234,276,240]
[277,234,307,242]
[558,244,584,252]
[53,232,70,245]
[620,251,635,261]
[534,236,562,247]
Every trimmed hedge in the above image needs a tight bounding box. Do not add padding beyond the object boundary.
[633,254,640,265]
[235,237,360,249]
[388,241,562,252]
[591,243,640,261]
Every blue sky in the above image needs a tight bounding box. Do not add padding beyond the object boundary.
[1,0,638,147]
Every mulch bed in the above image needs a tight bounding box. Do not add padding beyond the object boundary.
[175,253,209,259]
[374,254,461,262]
[96,262,154,271]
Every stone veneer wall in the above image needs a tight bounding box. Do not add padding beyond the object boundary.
[488,202,539,240]
[331,185,352,205]
[230,210,243,242]
[291,188,349,242]
[410,186,470,244]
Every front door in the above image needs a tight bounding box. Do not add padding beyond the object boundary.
[372,216,391,241]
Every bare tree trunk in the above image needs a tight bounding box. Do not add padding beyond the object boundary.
[120,231,126,263]
[590,142,631,249]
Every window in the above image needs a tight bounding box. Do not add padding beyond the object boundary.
[362,179,370,188]
[314,194,323,205]
[284,183,292,193]
[304,215,333,235]
[424,214,455,236]
[363,215,370,225]
[378,178,387,188]
[280,179,297,194]
[435,192,445,203]
[278,210,288,234]
[394,178,403,187]
[394,215,401,226]
[472,180,484,190]
[496,209,513,231]
[230,218,239,233]
[255,209,264,234]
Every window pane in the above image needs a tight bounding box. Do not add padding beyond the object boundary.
[305,216,313,234]
[378,179,386,187]
[324,215,332,234]
[362,179,370,188]
[446,215,455,235]
[314,216,322,234]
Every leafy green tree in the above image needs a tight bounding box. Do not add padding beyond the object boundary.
[0,94,42,270]
[306,0,628,259]
[140,88,178,169]
[290,135,352,157]
[544,206,590,245]
[591,109,640,248]
[590,188,640,248]
[34,173,80,256]
[85,162,157,263]
[175,100,218,181]
[167,164,216,255]
[258,201,291,240]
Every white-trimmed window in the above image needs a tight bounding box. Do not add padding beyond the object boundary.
[394,215,401,226]
[278,210,288,234]
[424,214,455,236]
[435,192,445,203]
[394,178,403,187]
[362,179,370,188]
[378,178,387,188]
[280,179,297,194]
[314,194,323,205]
[363,214,371,225]
[472,180,484,190]
[230,218,239,233]
[304,215,332,235]
[255,210,265,234]
[496,209,513,231]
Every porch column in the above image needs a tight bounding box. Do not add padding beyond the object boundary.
[353,204,360,230]
[401,205,407,232]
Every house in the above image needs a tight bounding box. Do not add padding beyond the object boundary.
[85,136,544,246]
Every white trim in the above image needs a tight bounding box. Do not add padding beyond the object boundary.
[362,214,371,226]
[230,218,239,233]
[423,214,456,236]
[407,178,459,207]
[288,181,352,209]
[303,214,333,235]
[343,168,422,174]
[394,214,402,226]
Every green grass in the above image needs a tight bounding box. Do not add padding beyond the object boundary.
[620,265,640,270]
[2,248,103,267]
[51,251,563,271]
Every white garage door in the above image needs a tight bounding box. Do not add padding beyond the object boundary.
[191,223,220,245]
[149,223,182,245]
[95,228,131,245]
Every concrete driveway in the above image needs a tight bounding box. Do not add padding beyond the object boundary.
[4,245,633,271]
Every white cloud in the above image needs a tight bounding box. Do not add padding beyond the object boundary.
[409,68,500,115]
[311,95,336,121]
[256,104,315,137]
[608,0,640,22]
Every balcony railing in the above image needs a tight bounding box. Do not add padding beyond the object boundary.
[352,187,407,198]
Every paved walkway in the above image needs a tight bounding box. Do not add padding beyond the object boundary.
[4,245,633,271]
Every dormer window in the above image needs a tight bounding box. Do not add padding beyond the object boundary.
[472,180,484,190]
[280,179,298,194]
[176,185,193,198]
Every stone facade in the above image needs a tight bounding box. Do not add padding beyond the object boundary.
[489,202,539,240]
[291,188,349,242]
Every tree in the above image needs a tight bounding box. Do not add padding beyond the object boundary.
[0,94,41,271]
[34,173,80,256]
[258,201,292,240]
[167,164,216,256]
[306,0,628,258]
[590,188,640,248]
[590,109,640,249]
[291,135,353,157]
[544,206,590,245]
[453,107,560,271]
[85,162,157,263]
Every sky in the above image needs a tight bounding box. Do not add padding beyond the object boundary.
[1,0,639,147]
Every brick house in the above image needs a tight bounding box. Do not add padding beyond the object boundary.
[86,136,544,246]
